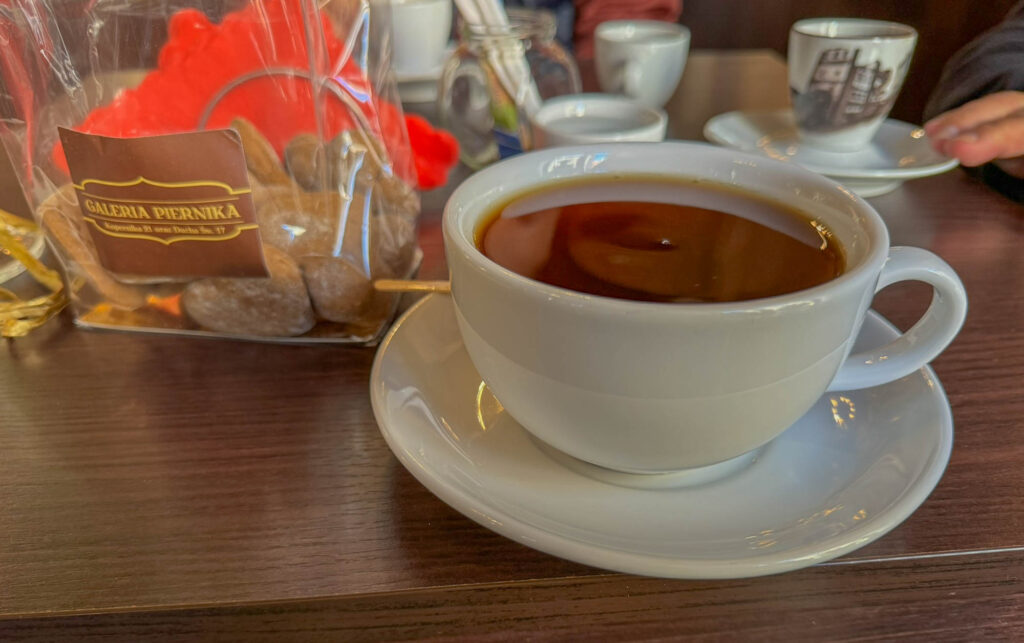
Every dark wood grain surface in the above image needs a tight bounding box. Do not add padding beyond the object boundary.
[2,51,1024,639]
[4,551,1024,641]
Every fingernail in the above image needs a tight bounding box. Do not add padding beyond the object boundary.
[951,131,979,143]
[934,126,960,140]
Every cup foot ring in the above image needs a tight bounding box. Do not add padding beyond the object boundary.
[530,437,763,490]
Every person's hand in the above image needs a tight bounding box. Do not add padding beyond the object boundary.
[924,90,1024,178]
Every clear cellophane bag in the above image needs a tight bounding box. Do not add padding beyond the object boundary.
[0,0,421,343]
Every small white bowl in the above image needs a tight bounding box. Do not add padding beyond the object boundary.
[530,94,668,148]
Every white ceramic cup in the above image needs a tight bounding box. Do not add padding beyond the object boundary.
[388,0,453,76]
[530,94,667,147]
[442,142,967,474]
[788,18,917,151]
[595,20,690,108]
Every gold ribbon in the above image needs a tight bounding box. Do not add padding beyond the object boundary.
[0,208,67,337]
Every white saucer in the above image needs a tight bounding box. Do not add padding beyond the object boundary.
[703,109,959,197]
[396,71,441,104]
[370,294,953,579]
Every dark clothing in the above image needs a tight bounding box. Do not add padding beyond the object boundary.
[924,1,1024,120]
[924,1,1024,202]
[505,0,576,51]
[504,0,683,59]
[967,162,1024,202]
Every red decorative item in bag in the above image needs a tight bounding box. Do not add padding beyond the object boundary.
[55,0,457,190]
[405,115,459,190]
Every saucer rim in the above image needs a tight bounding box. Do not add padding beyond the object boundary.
[370,294,954,579]
[396,79,440,104]
[395,68,442,84]
[703,109,959,180]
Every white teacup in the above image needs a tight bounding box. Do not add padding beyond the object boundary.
[443,142,967,474]
[388,0,452,76]
[595,20,690,108]
[530,94,667,147]
[788,18,917,151]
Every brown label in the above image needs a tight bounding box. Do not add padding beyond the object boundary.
[59,127,269,280]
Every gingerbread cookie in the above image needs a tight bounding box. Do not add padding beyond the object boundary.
[256,188,400,272]
[255,189,340,257]
[370,213,417,278]
[284,133,336,192]
[182,245,315,336]
[233,117,293,187]
[300,255,374,323]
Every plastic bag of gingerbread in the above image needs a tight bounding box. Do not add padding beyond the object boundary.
[0,0,435,343]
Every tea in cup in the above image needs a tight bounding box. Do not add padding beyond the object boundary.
[788,18,917,151]
[443,142,966,474]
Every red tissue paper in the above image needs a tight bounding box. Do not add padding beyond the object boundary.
[54,0,458,190]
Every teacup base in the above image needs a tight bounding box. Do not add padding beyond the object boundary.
[837,178,903,198]
[795,126,880,153]
[530,436,763,490]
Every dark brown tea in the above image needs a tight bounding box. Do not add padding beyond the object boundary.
[476,178,844,303]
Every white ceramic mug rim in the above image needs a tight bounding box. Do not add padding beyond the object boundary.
[444,142,890,316]
[791,18,917,41]
[595,20,691,45]
[530,94,668,143]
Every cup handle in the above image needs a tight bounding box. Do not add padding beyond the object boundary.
[622,59,644,99]
[827,246,968,392]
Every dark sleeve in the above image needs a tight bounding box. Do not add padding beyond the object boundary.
[924,2,1024,203]
[923,1,1024,120]
[504,0,576,51]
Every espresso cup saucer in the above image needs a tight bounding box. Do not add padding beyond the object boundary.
[370,294,954,579]
[395,69,442,104]
[703,109,959,197]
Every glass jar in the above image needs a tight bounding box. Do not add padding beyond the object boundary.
[438,9,581,169]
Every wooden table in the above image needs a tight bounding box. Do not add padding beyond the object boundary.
[2,50,1024,640]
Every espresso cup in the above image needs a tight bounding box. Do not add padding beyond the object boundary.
[595,20,690,108]
[388,0,452,76]
[530,94,667,147]
[442,142,967,474]
[788,18,917,151]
